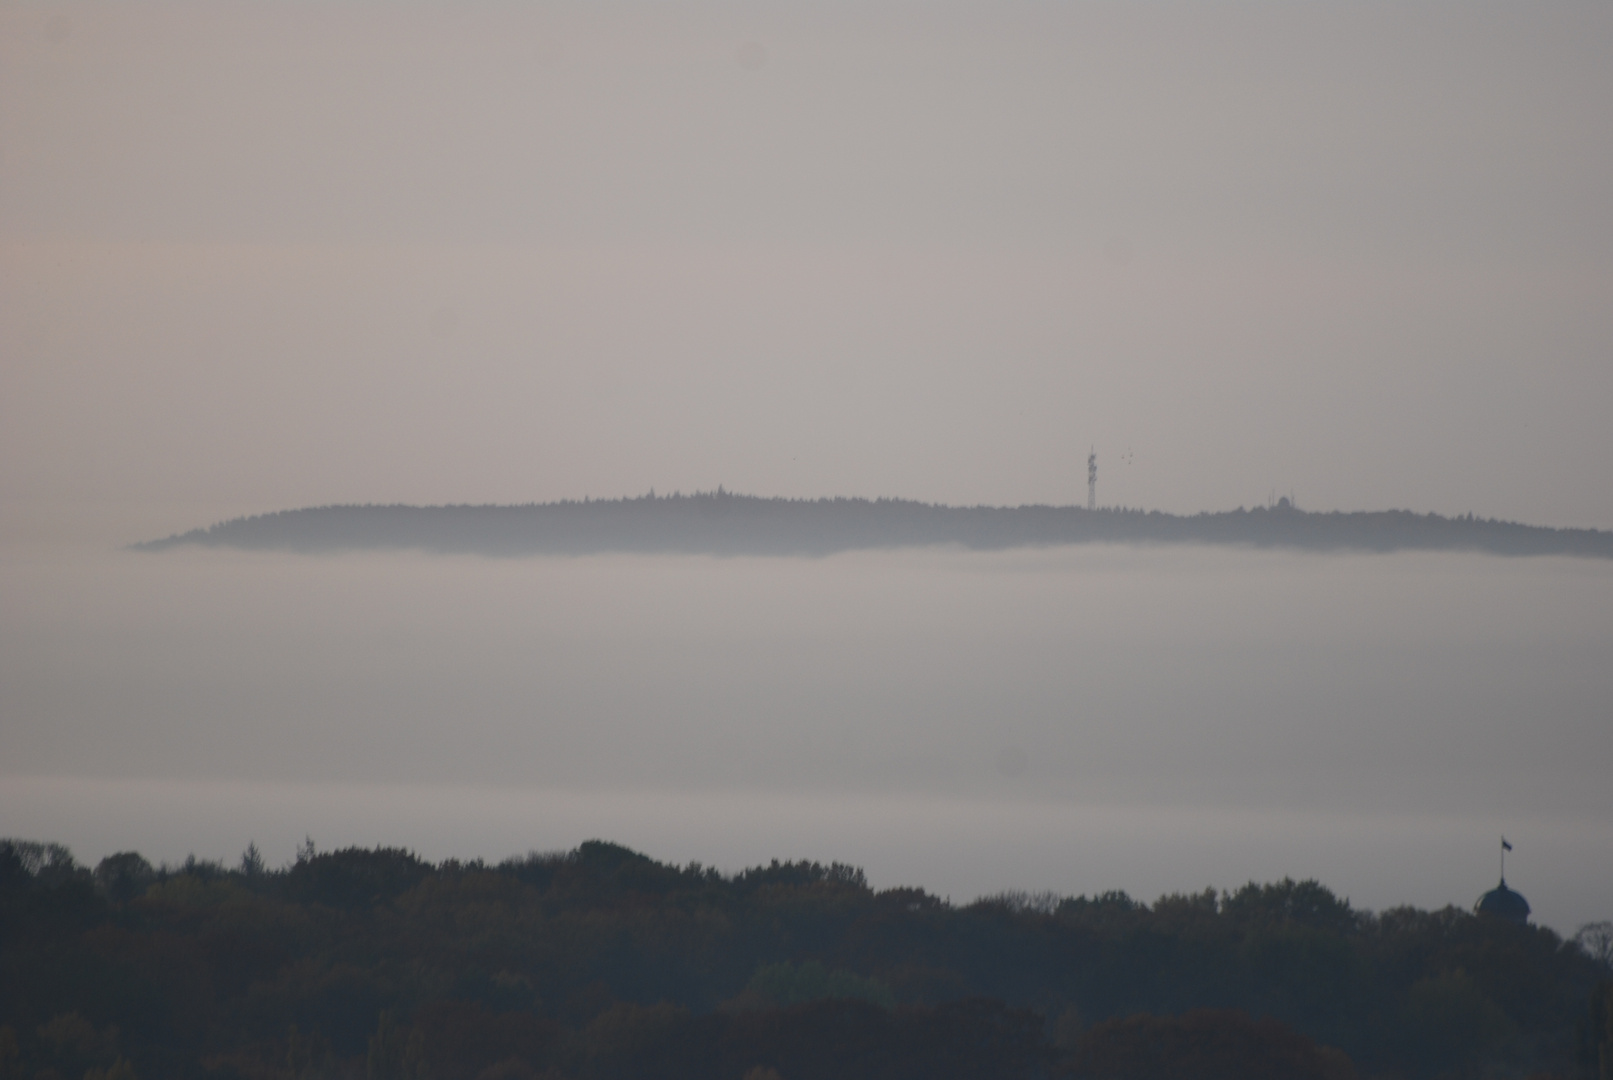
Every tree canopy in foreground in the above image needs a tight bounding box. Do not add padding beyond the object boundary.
[3,838,1610,1080]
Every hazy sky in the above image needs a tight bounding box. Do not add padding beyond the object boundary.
[2,2,1611,930]
[3,0,1612,531]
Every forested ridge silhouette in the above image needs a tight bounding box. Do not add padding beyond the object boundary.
[4,838,1610,1080]
[133,491,1613,559]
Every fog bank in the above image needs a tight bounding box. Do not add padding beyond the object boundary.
[4,538,1609,931]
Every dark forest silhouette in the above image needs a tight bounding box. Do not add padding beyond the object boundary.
[133,491,1613,559]
[4,838,1611,1080]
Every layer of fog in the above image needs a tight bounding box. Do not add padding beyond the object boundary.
[5,0,1611,940]
[3,536,1609,931]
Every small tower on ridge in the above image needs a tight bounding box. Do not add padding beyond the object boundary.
[1087,448,1097,511]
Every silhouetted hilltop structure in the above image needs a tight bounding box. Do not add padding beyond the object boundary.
[1476,879,1531,925]
[133,490,1613,559]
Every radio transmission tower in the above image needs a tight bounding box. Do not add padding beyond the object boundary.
[1087,447,1097,511]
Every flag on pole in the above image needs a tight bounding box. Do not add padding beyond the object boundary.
[1502,838,1513,851]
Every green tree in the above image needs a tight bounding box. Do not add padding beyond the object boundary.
[1584,981,1613,1080]
[93,853,154,905]
[0,1026,21,1080]
[367,1013,429,1080]
[37,1014,118,1077]
[731,961,895,1011]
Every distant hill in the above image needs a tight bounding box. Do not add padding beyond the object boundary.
[132,492,1613,559]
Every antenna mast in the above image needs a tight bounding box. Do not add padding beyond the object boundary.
[1087,447,1097,511]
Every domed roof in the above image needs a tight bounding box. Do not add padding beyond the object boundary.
[1475,878,1530,924]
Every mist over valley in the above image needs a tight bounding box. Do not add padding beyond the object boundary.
[5,0,1613,1074]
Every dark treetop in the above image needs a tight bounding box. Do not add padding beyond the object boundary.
[133,492,1613,559]
[4,838,1611,1080]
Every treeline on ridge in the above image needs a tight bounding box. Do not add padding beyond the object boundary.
[3,838,1611,1080]
[132,492,1613,559]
